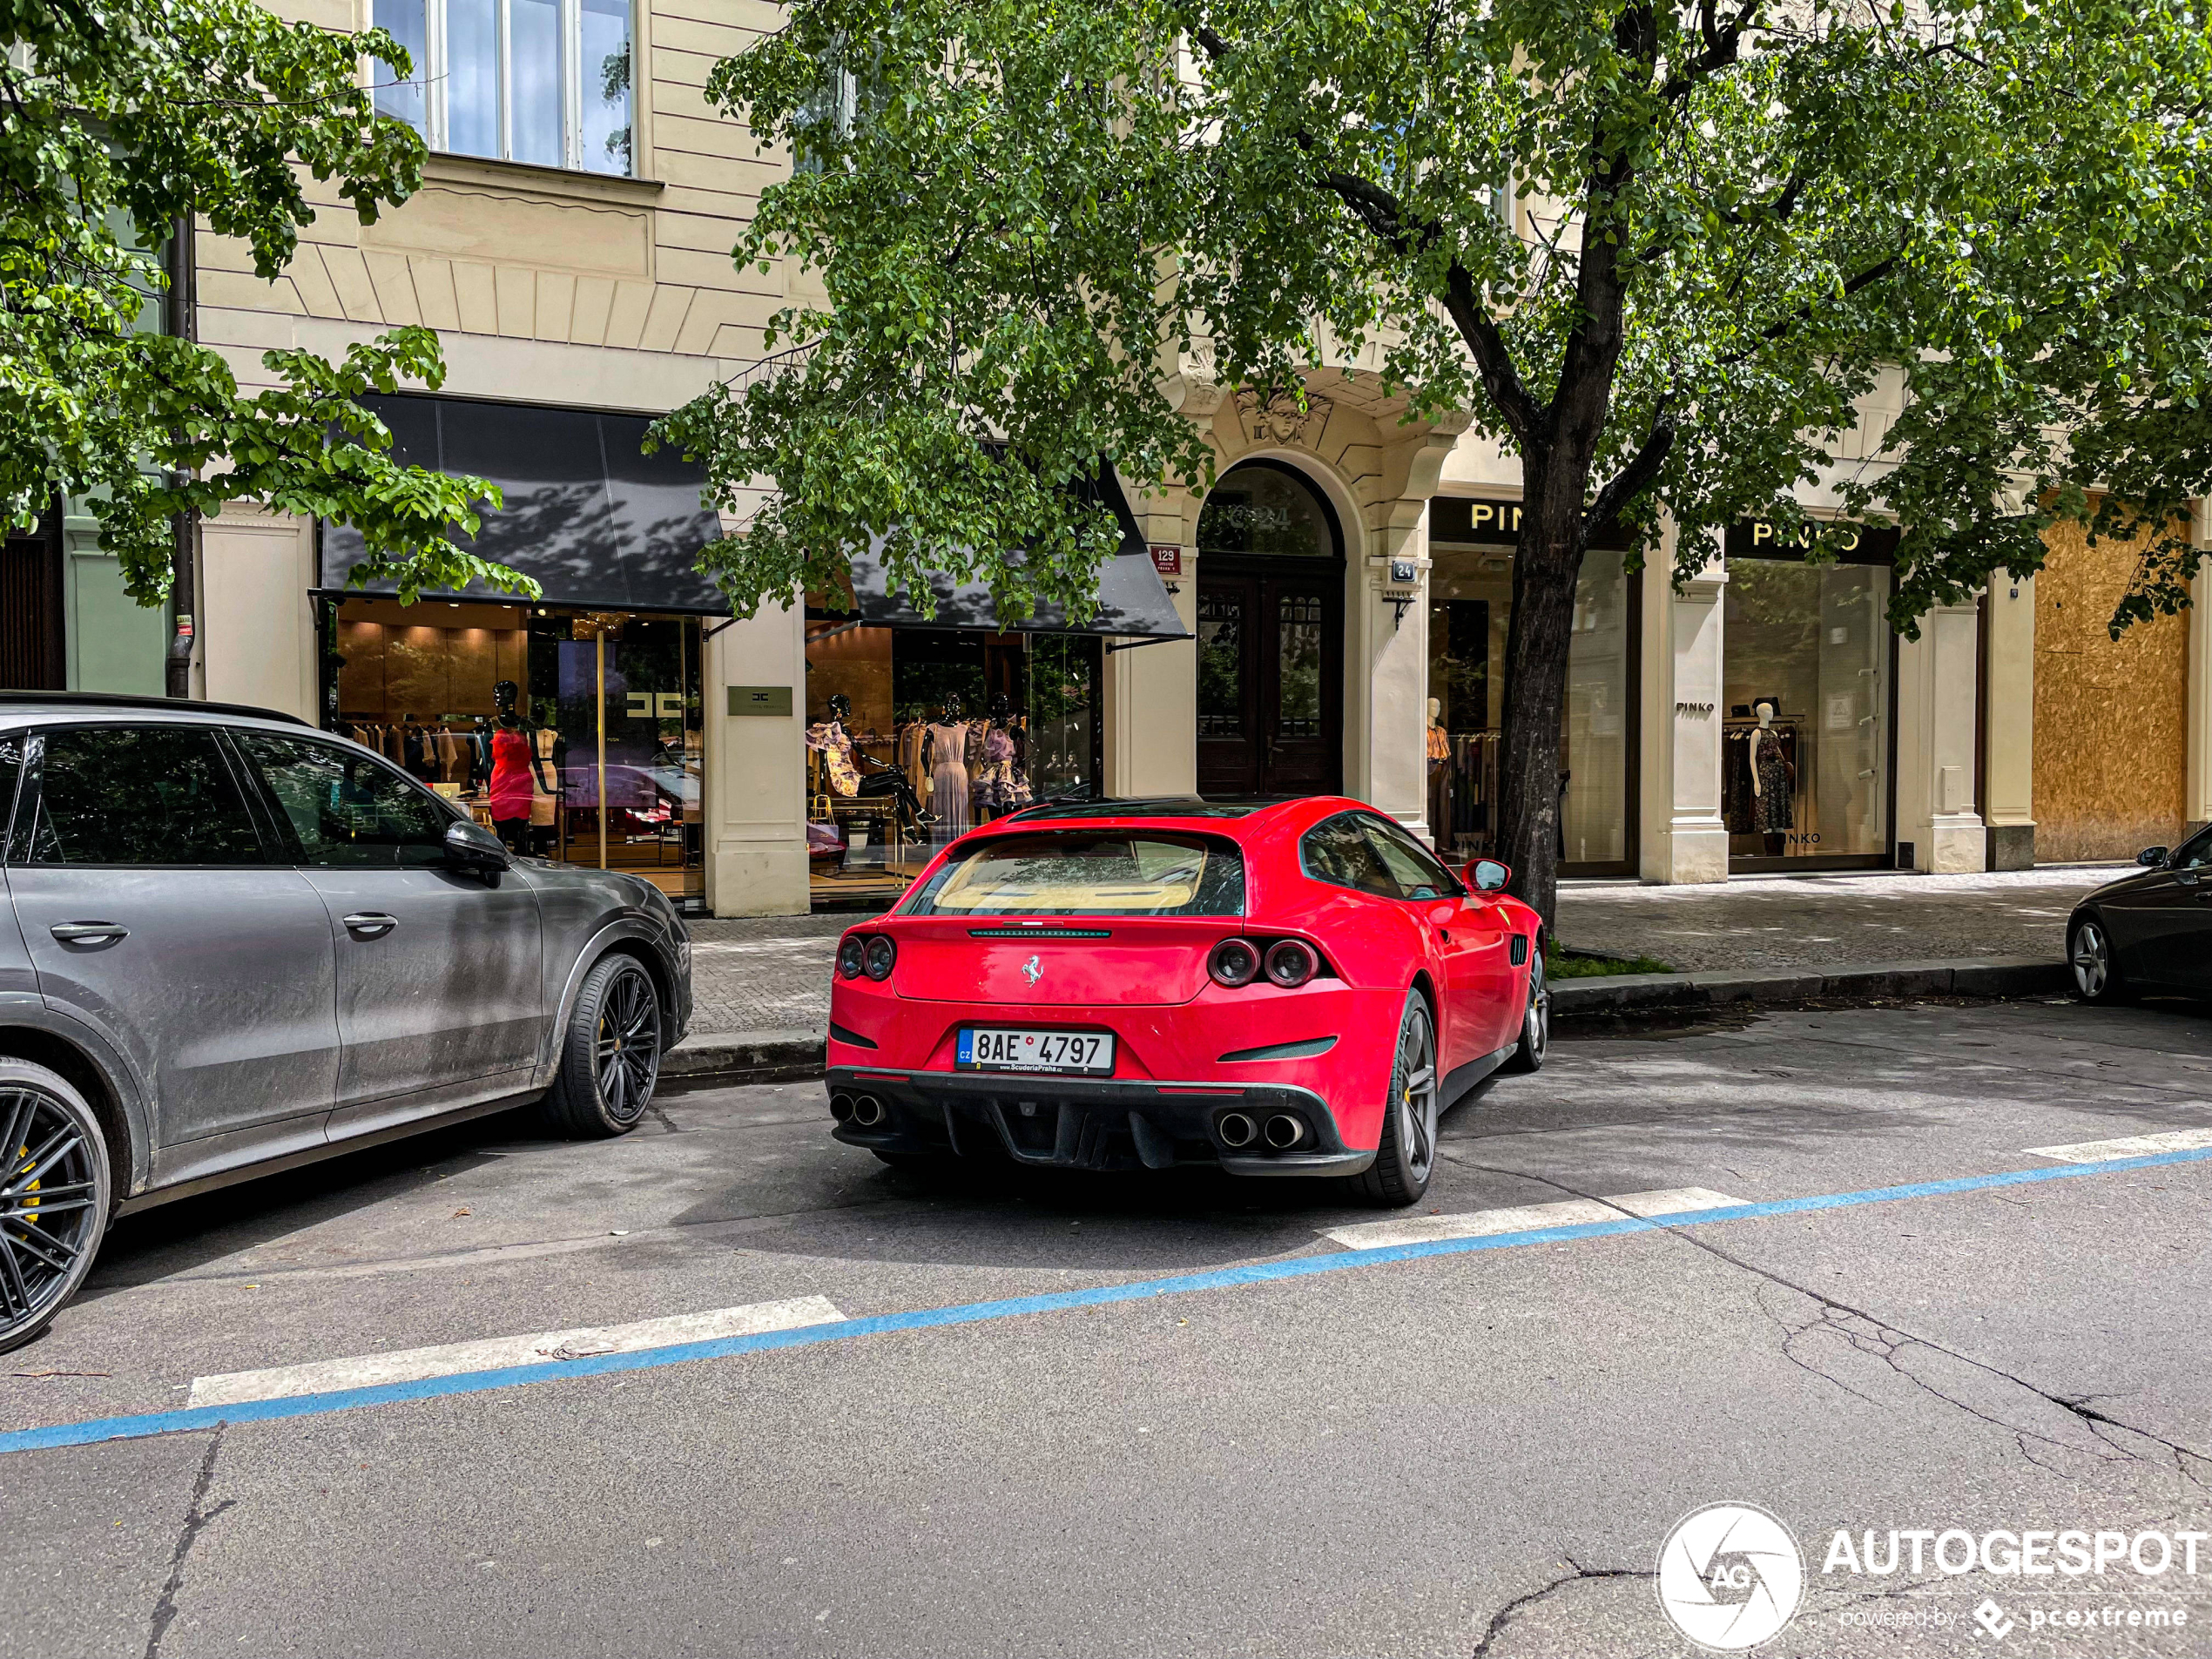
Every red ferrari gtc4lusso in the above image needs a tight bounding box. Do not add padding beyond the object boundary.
[826,796,1548,1205]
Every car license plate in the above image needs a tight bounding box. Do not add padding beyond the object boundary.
[956,1028,1115,1076]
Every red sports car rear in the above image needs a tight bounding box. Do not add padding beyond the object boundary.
[826,796,1547,1205]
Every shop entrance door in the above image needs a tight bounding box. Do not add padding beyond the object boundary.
[1196,569,1342,798]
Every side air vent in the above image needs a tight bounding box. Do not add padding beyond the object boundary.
[1509,935,1529,966]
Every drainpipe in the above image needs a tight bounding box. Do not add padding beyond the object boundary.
[164,215,197,699]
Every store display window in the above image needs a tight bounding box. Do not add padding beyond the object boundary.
[321,597,705,905]
[1425,505,1637,874]
[802,618,1102,909]
[1721,553,1895,869]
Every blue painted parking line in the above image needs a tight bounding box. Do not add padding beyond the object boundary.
[4,1143,2209,1457]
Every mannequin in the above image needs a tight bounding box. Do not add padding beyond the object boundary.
[1746,696,1794,855]
[488,678,556,854]
[808,692,932,827]
[1426,696,1452,853]
[973,692,1034,820]
[921,693,973,841]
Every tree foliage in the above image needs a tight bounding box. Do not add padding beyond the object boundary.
[1,0,528,604]
[683,0,2212,627]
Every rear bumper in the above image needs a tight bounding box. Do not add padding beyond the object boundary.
[826,1067,1375,1177]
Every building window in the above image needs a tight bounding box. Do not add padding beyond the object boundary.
[373,0,633,177]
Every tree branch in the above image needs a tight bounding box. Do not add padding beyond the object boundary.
[1586,398,1677,531]
[1443,261,1542,443]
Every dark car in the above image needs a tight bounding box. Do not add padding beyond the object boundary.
[2067,826,2212,1001]
[0,693,691,1352]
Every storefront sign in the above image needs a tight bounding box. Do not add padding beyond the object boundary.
[1726,517,1902,563]
[727,685,793,717]
[1149,544,1183,577]
[1431,496,1634,551]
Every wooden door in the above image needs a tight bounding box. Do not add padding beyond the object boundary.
[1197,567,1341,798]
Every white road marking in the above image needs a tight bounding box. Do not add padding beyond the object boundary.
[2025,1126,2212,1163]
[1323,1187,1747,1251]
[185,1296,846,1409]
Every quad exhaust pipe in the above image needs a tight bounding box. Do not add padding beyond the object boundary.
[1264,1113,1307,1150]
[850,1094,887,1128]
[1217,1110,1258,1149]
[829,1092,855,1123]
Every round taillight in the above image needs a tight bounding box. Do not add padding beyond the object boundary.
[838,936,867,979]
[1209,938,1260,988]
[1264,939,1317,988]
[863,935,897,981]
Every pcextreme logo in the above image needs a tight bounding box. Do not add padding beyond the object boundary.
[1656,1502,1807,1650]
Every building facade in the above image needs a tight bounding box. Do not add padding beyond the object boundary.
[15,0,2212,914]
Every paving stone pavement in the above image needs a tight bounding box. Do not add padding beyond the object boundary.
[1554,863,2124,970]
[681,864,2130,1036]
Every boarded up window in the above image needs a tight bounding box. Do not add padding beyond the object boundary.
[2032,517,2188,862]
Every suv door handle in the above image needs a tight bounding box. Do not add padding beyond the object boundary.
[341,913,399,936]
[50,921,127,944]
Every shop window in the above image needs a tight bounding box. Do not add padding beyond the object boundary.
[802,620,1102,910]
[1426,530,1635,873]
[373,0,633,177]
[323,597,703,904]
[1722,560,1892,868]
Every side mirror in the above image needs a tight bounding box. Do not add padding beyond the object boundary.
[443,818,512,874]
[1469,859,1510,893]
[2138,846,2169,867]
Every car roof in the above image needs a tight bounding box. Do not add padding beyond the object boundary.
[1005,795,1299,823]
[0,691,310,728]
[982,795,1359,839]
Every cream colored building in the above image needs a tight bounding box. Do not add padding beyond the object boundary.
[98,1,2212,916]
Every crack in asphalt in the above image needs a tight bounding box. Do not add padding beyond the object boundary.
[1467,1556,1651,1659]
[143,1426,234,1659]
[1447,1154,2212,1499]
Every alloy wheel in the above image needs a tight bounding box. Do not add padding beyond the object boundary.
[1526,954,1550,1062]
[2071,922,2110,998]
[1398,1003,1439,1183]
[0,1088,102,1341]
[594,968,662,1124]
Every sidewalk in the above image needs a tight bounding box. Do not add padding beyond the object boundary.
[665,865,2125,1076]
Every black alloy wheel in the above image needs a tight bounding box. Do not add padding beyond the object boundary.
[2069,915,2128,1004]
[543,954,664,1137]
[1351,991,1439,1207]
[0,1062,111,1354]
[1502,948,1549,1074]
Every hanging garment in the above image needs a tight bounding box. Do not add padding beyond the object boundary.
[926,720,971,840]
[489,725,536,821]
[806,720,862,797]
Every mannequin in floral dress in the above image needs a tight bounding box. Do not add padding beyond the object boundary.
[971,693,1033,819]
[808,693,931,827]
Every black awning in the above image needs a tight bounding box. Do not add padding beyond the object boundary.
[840,469,1189,638]
[319,393,728,614]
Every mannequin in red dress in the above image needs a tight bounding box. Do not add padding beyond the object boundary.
[488,678,547,853]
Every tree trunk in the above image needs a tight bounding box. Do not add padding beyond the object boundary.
[1494,461,1591,938]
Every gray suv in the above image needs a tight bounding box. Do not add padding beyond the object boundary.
[0,693,691,1352]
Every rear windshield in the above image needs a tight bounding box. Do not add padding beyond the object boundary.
[902,832,1244,916]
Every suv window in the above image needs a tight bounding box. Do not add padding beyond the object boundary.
[18,725,266,866]
[1299,812,1399,898]
[1360,814,1462,900]
[235,732,453,867]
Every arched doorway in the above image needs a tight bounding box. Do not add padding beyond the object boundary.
[1195,461,1344,797]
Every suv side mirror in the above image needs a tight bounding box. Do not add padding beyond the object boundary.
[2138,846,2169,867]
[1469,859,1510,892]
[443,818,512,874]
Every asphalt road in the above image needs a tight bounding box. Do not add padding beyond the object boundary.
[3,995,2209,1659]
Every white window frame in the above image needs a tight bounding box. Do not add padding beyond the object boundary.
[374,0,633,176]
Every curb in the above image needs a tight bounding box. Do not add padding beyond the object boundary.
[665,957,2074,1082]
[1549,955,2070,1019]
[664,1028,824,1082]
